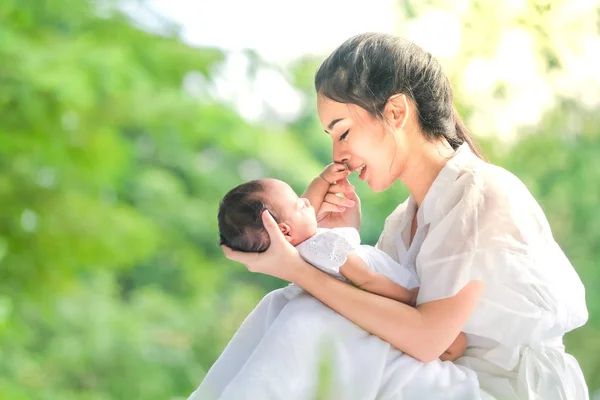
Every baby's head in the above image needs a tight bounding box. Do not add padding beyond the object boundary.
[218,178,318,252]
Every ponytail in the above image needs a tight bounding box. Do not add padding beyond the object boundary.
[452,108,484,160]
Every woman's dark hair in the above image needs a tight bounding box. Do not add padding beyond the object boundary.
[218,180,279,253]
[315,33,482,158]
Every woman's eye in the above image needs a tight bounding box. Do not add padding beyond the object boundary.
[339,129,350,142]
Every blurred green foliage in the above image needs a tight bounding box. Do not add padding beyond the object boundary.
[0,0,598,398]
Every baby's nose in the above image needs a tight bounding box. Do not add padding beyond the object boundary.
[302,198,311,207]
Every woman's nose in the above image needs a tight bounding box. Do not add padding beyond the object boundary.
[333,144,349,165]
[336,156,349,165]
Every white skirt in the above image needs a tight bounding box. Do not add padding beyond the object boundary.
[189,288,484,400]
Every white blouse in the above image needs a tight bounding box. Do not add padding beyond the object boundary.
[376,144,589,399]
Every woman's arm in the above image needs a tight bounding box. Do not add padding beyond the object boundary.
[340,253,417,305]
[224,210,483,363]
[295,258,483,362]
[340,254,468,359]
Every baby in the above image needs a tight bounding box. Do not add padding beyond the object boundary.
[218,163,467,361]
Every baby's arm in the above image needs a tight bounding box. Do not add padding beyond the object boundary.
[341,253,467,361]
[302,163,350,216]
[340,253,417,306]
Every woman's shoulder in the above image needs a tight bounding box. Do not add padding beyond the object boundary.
[429,160,544,230]
[440,161,550,234]
[473,162,539,209]
[453,160,536,205]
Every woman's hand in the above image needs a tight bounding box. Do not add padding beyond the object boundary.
[439,332,468,362]
[221,210,306,282]
[317,177,361,230]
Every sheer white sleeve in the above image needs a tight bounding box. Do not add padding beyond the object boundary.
[416,165,588,353]
[296,228,361,278]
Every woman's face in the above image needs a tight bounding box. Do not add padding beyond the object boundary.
[316,94,404,192]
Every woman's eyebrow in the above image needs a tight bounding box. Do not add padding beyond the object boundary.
[324,118,345,133]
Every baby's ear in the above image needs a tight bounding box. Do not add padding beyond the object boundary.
[278,223,293,242]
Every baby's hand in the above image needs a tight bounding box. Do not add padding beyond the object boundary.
[319,163,349,184]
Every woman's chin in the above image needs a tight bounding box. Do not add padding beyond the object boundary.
[367,177,394,193]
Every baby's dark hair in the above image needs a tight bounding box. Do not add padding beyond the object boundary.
[218,180,280,253]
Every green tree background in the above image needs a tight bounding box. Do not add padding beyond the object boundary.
[0,1,598,398]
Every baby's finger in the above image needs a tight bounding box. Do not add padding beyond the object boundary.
[329,168,351,183]
[321,164,349,184]
[324,193,355,208]
[330,162,348,172]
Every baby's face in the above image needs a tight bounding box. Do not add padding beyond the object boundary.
[263,179,318,245]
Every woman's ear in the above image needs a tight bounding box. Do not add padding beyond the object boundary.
[385,93,409,130]
[278,223,293,243]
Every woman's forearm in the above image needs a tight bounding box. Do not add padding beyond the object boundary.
[340,253,416,305]
[295,263,432,360]
[359,279,415,305]
[293,259,483,362]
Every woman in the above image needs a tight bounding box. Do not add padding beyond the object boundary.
[195,33,589,399]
